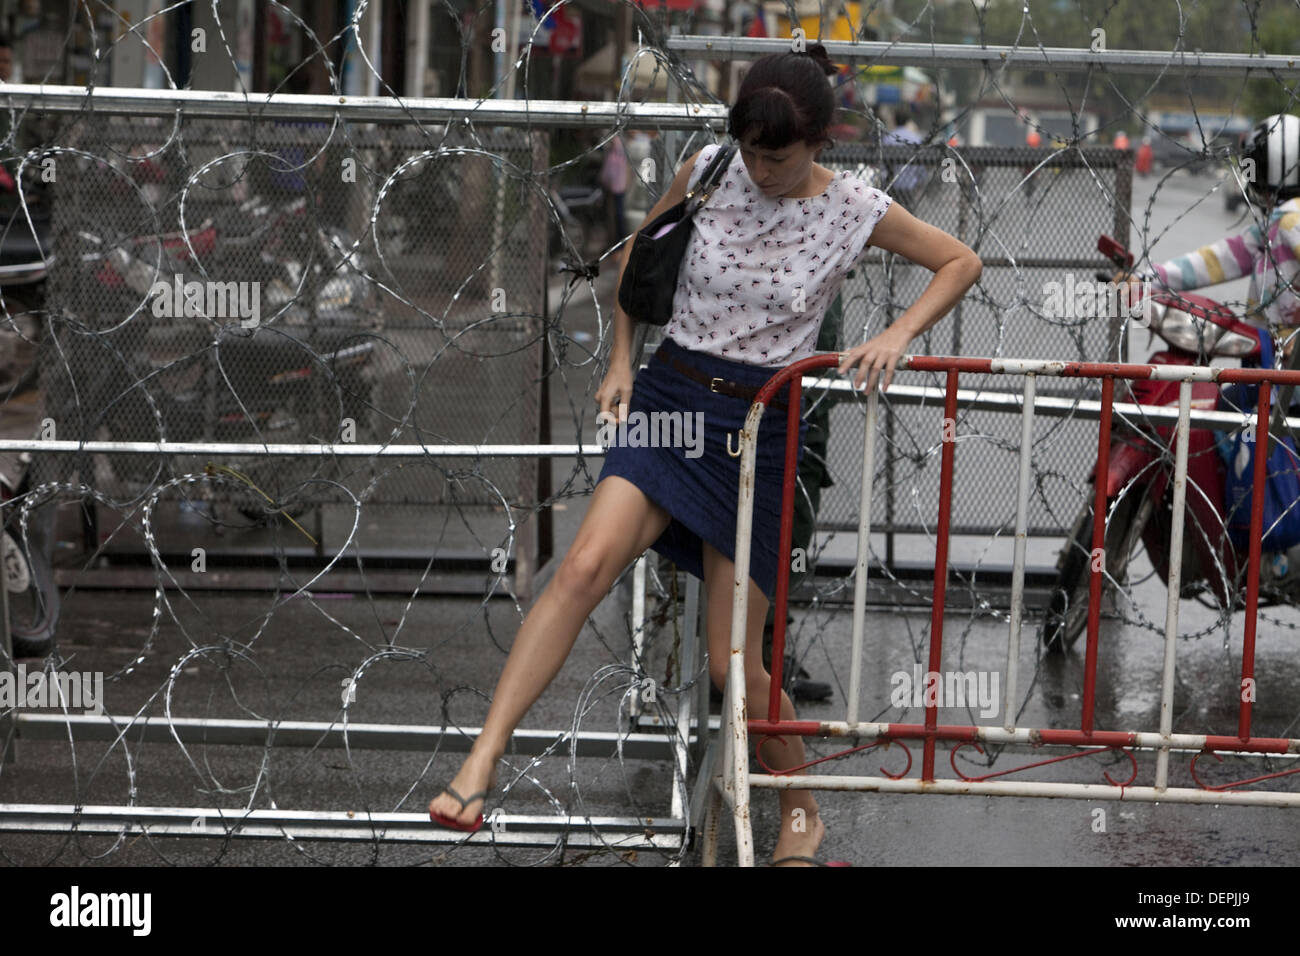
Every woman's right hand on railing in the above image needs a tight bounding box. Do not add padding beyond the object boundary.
[1114,269,1145,309]
[595,362,634,422]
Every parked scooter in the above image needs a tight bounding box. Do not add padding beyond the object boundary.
[1041,234,1280,651]
[75,215,377,521]
[206,193,380,326]
[1,168,381,655]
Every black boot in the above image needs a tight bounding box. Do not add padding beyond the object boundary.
[763,614,832,702]
[784,655,833,702]
[710,616,833,703]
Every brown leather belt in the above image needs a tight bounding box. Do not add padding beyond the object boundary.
[654,348,788,412]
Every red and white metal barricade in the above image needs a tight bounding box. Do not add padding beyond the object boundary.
[702,354,1300,867]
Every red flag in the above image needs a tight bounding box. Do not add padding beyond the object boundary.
[746,9,768,38]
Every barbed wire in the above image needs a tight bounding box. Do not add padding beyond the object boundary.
[1,0,1299,867]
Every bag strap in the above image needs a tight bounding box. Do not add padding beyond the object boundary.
[1256,325,1274,370]
[1249,324,1300,449]
[685,144,735,211]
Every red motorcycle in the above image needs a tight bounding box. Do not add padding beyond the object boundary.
[1041,235,1275,651]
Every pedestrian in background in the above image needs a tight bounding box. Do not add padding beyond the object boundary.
[882,105,926,210]
[1135,136,1154,176]
[600,133,628,242]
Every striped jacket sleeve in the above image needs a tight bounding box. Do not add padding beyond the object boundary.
[1254,205,1300,324]
[1142,223,1264,291]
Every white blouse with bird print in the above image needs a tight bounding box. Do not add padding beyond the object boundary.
[664,142,894,368]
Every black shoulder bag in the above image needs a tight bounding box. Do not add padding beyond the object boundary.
[617,143,737,326]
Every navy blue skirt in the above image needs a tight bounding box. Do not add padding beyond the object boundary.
[598,337,807,603]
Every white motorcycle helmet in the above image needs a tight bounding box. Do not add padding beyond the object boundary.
[1242,113,1300,207]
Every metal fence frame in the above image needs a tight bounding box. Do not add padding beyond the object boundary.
[0,84,702,852]
[706,354,1300,867]
[7,368,1300,849]
[1,31,1291,855]
[25,107,552,598]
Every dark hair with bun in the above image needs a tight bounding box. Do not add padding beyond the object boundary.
[728,42,838,152]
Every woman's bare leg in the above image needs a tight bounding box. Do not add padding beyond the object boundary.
[701,542,824,866]
[429,475,671,825]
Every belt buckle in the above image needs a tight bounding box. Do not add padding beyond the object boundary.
[710,376,724,393]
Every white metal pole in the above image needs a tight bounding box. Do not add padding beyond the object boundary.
[630,553,647,722]
[672,575,701,821]
[1003,374,1035,731]
[0,536,12,765]
[489,0,524,296]
[700,783,723,866]
[365,0,383,98]
[746,775,1300,806]
[847,387,878,725]
[728,404,763,867]
[689,577,711,768]
[1155,382,1192,791]
[505,0,522,100]
[406,0,430,97]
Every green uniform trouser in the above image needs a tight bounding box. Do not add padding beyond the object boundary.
[761,292,841,669]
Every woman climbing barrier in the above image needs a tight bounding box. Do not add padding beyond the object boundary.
[428,43,983,866]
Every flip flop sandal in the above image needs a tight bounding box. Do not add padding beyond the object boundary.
[429,784,491,832]
[769,856,853,867]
